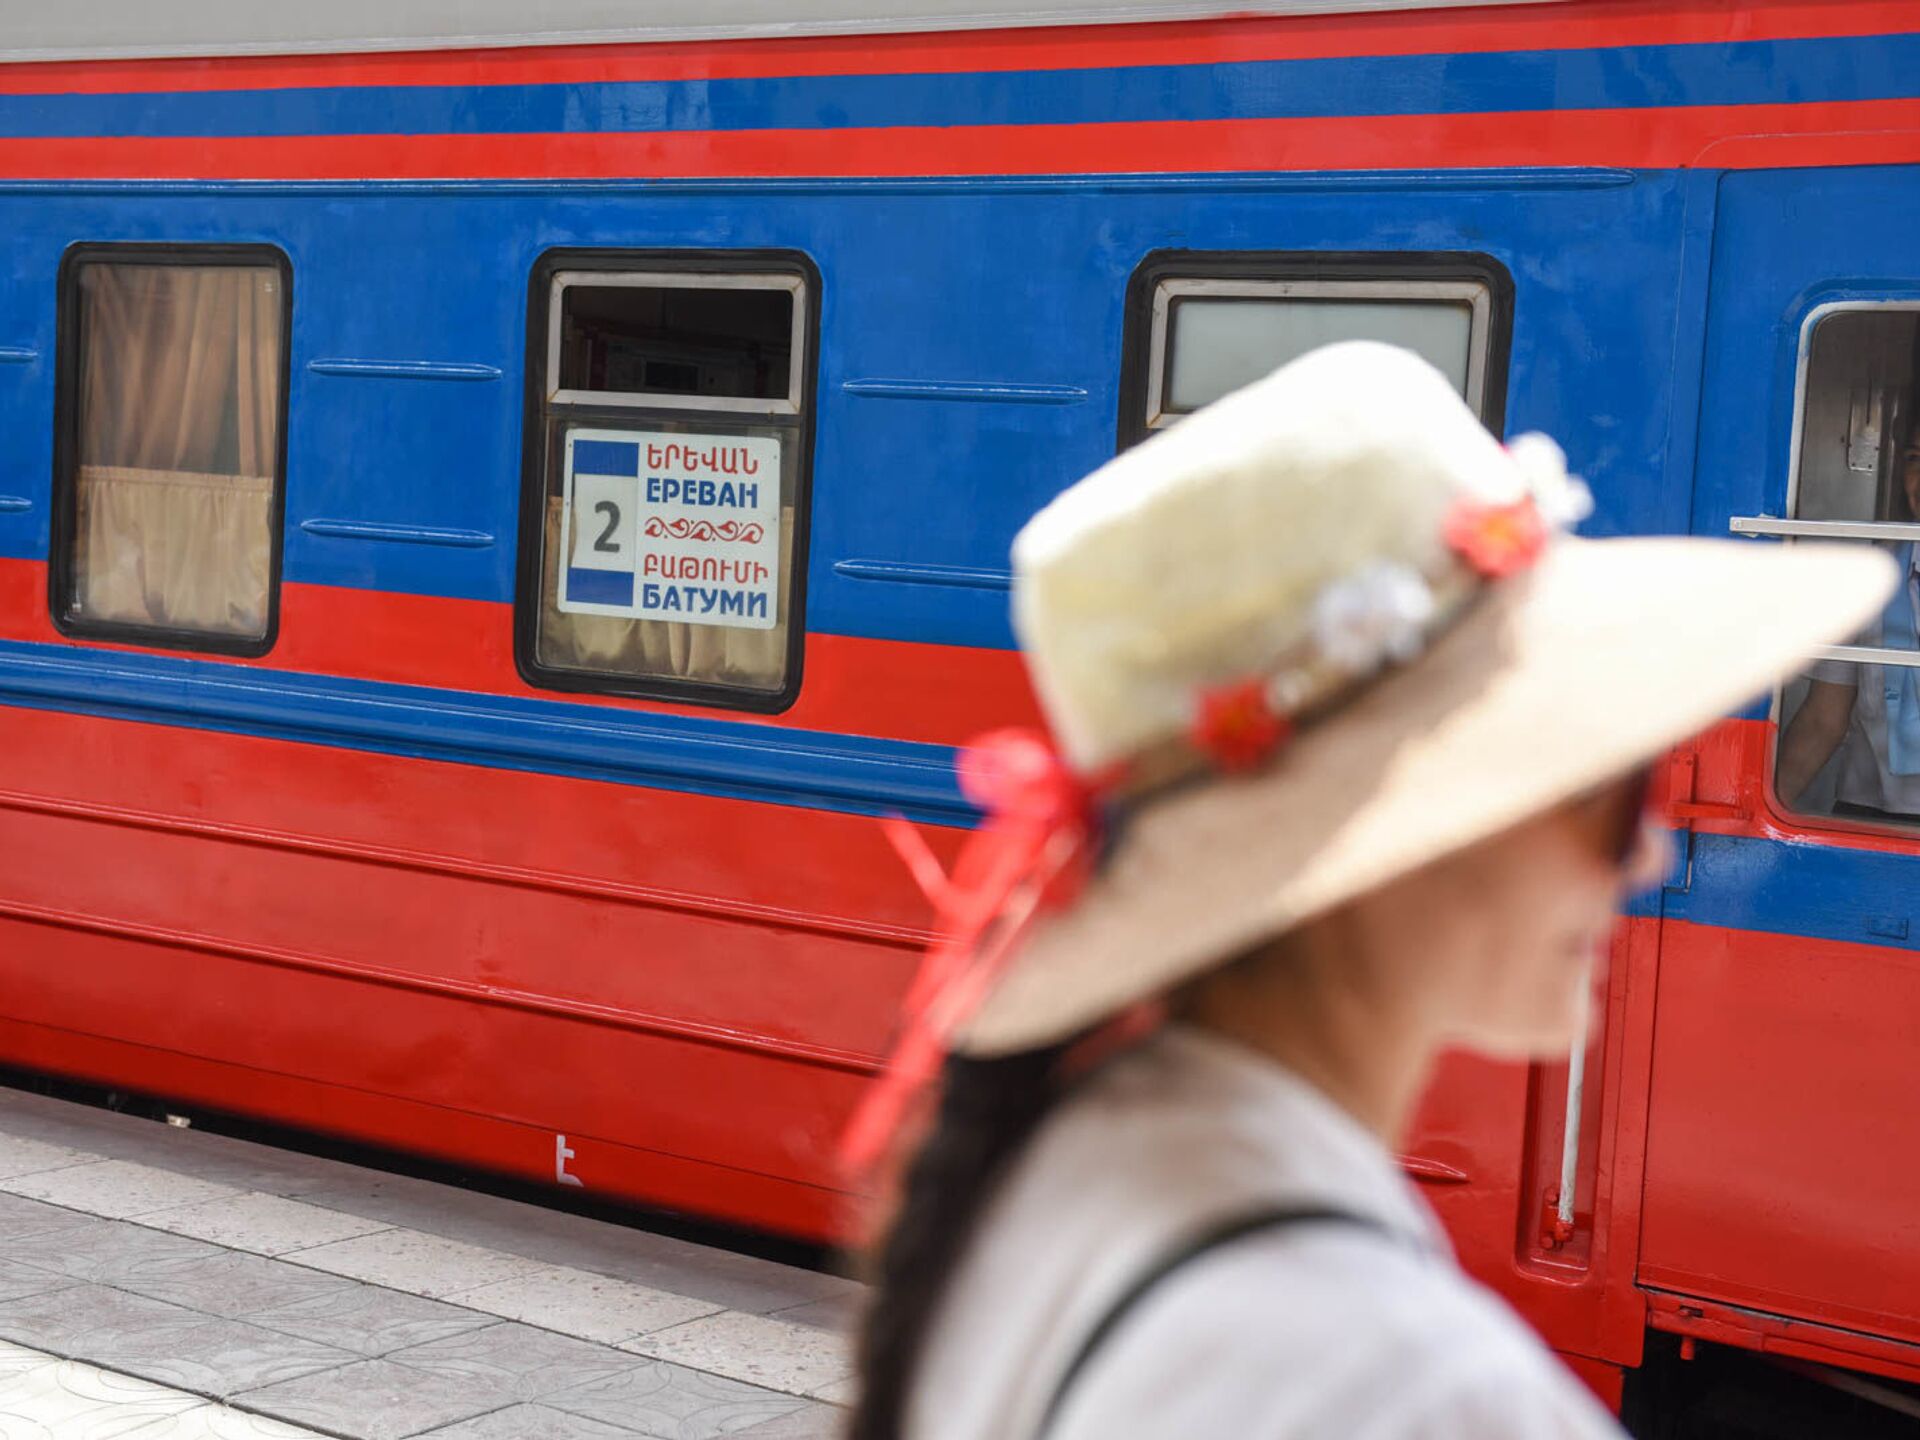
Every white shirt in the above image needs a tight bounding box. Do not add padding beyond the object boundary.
[908,1026,1625,1440]
[1809,544,1920,815]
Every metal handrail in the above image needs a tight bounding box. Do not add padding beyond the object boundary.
[1811,644,1920,670]
[1730,517,1920,667]
[1729,516,1920,542]
[1554,1004,1586,1241]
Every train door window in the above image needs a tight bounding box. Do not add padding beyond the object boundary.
[517,255,815,711]
[1121,252,1513,447]
[1767,305,1920,831]
[51,245,290,654]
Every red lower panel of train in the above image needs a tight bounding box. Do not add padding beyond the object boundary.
[1,700,1916,1391]
[0,699,945,1238]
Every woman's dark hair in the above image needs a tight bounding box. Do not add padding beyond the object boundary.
[847,1040,1076,1440]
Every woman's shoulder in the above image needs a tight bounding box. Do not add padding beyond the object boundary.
[1051,1227,1624,1440]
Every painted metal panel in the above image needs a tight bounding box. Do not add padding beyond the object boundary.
[3,35,1919,138]
[0,700,950,1236]
[0,173,1687,651]
[1642,162,1920,1351]
[1641,920,1920,1344]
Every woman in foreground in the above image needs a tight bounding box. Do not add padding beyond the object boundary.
[842,343,1890,1440]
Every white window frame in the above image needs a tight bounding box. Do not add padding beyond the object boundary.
[1142,276,1494,432]
[1735,299,1920,670]
[545,269,807,416]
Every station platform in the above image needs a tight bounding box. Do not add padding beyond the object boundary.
[0,1083,857,1437]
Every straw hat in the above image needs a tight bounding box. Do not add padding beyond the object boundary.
[932,342,1895,1059]
[838,342,1892,1164]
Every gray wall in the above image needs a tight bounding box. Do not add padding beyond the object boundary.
[0,0,1556,61]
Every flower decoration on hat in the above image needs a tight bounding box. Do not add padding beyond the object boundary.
[1311,560,1440,676]
[1445,496,1547,578]
[1445,433,1594,578]
[1510,433,1594,529]
[1191,678,1292,772]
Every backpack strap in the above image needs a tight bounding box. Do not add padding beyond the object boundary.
[1034,1204,1388,1440]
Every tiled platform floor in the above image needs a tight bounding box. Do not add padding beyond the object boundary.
[0,1086,858,1438]
[0,1336,327,1436]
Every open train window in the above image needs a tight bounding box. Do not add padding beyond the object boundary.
[1764,305,1920,831]
[1120,251,1513,447]
[516,253,816,711]
[50,244,290,655]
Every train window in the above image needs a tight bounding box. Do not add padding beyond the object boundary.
[553,276,798,408]
[50,245,290,654]
[1768,305,1920,830]
[1121,253,1513,447]
[516,254,817,711]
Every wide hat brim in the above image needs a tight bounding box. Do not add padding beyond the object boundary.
[957,536,1895,1056]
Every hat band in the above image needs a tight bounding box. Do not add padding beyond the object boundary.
[1106,559,1486,805]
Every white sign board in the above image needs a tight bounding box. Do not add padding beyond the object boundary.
[557,427,781,630]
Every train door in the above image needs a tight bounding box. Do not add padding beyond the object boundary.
[1645,165,1920,1375]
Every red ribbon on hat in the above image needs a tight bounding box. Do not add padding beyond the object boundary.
[838,729,1107,1174]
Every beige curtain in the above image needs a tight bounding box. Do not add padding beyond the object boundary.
[538,495,793,691]
[69,263,281,638]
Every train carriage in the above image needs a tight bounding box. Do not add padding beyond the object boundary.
[0,0,1917,1427]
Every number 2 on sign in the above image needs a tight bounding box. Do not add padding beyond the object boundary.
[593,502,622,553]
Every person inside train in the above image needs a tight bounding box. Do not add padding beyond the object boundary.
[838,342,1890,1440]
[1775,436,1920,821]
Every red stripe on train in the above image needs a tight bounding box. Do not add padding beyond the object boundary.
[4,101,1920,180]
[1680,715,1920,862]
[0,695,946,1236]
[0,558,1041,749]
[0,694,954,940]
[1641,916,1920,1354]
[0,1,1909,96]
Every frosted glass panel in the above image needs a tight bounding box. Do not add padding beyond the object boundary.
[1165,298,1475,413]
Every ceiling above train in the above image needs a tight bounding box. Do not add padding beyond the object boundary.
[3,0,1561,61]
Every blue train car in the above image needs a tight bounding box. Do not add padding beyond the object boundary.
[0,0,1917,1422]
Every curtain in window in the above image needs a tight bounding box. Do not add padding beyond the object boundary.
[69,262,281,638]
[537,496,793,690]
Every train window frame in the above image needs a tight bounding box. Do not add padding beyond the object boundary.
[513,248,819,715]
[1765,300,1920,671]
[546,270,807,415]
[1117,250,1515,449]
[1756,299,1920,832]
[1747,299,1920,551]
[48,241,293,659]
